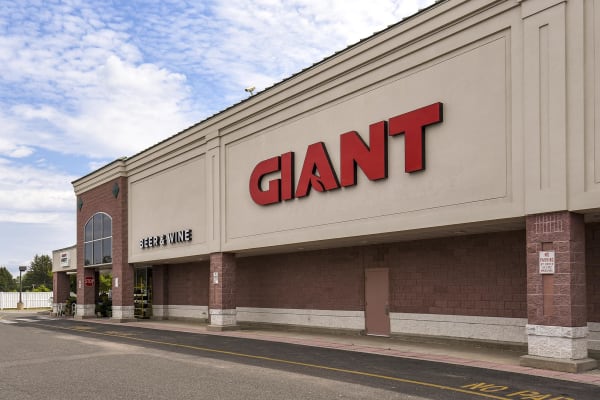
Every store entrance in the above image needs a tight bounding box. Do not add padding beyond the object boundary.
[134,267,152,319]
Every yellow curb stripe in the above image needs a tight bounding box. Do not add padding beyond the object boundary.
[38,323,511,400]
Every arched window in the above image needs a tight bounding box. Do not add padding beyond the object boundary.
[84,212,112,266]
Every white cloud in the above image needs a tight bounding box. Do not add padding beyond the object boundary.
[0,0,435,163]
[0,217,75,277]
[0,0,436,275]
[0,157,75,275]
[39,55,196,158]
[0,0,197,160]
[201,0,435,96]
[0,160,75,221]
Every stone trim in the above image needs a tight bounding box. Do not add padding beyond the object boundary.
[209,308,237,327]
[586,322,600,351]
[237,307,364,330]
[526,324,589,359]
[391,313,528,344]
[75,303,95,319]
[152,305,208,321]
[526,324,588,339]
[111,305,135,321]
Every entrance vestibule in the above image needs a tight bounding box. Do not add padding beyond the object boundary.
[134,267,152,319]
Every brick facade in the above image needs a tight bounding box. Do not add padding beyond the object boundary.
[70,184,599,334]
[587,222,600,323]
[526,212,587,327]
[237,247,364,310]
[152,265,168,306]
[166,262,209,305]
[389,231,526,318]
[76,177,130,313]
[236,230,526,318]
[53,272,71,304]
[209,253,236,310]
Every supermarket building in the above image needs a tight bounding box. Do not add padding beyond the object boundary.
[52,0,600,372]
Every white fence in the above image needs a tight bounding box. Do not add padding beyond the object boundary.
[0,292,52,310]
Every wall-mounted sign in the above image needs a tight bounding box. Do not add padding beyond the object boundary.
[539,251,555,274]
[84,276,95,287]
[60,252,70,267]
[249,102,443,205]
[139,229,192,250]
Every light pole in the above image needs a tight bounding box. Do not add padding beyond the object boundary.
[17,266,26,310]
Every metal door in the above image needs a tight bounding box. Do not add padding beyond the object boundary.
[365,268,390,336]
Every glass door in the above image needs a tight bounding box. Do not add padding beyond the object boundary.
[133,267,152,319]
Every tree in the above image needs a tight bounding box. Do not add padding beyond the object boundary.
[22,254,53,291]
[0,267,16,291]
[99,272,112,295]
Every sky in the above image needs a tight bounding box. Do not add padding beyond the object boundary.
[0,0,436,278]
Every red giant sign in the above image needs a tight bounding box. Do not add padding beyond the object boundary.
[249,102,443,205]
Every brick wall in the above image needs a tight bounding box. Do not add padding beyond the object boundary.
[388,231,526,317]
[53,272,71,303]
[587,222,600,323]
[76,177,130,306]
[237,247,364,310]
[236,230,526,318]
[167,261,209,305]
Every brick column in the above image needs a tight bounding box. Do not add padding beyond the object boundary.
[521,211,597,372]
[208,252,237,330]
[52,272,71,316]
[152,265,169,320]
[75,267,97,318]
[110,176,132,321]
[111,262,134,321]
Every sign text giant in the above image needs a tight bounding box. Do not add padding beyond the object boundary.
[249,102,443,205]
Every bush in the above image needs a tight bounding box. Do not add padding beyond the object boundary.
[32,283,51,292]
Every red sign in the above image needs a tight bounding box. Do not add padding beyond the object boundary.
[249,102,443,205]
[84,276,95,287]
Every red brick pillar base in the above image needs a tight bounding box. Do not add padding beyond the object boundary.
[208,252,237,331]
[52,272,71,316]
[521,211,597,372]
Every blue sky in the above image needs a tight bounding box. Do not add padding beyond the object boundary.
[0,0,434,278]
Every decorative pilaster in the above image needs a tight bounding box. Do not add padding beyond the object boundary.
[111,262,134,321]
[521,211,597,372]
[208,252,237,330]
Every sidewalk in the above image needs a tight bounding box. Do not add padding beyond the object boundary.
[81,317,600,387]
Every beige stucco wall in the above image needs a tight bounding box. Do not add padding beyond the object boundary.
[52,246,76,273]
[70,0,600,262]
[127,136,215,263]
[223,32,516,250]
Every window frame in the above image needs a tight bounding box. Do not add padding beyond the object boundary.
[83,212,113,267]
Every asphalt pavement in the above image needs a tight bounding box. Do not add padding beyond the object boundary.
[72,313,600,387]
[2,310,600,400]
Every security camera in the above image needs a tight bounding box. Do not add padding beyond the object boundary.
[245,86,256,95]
